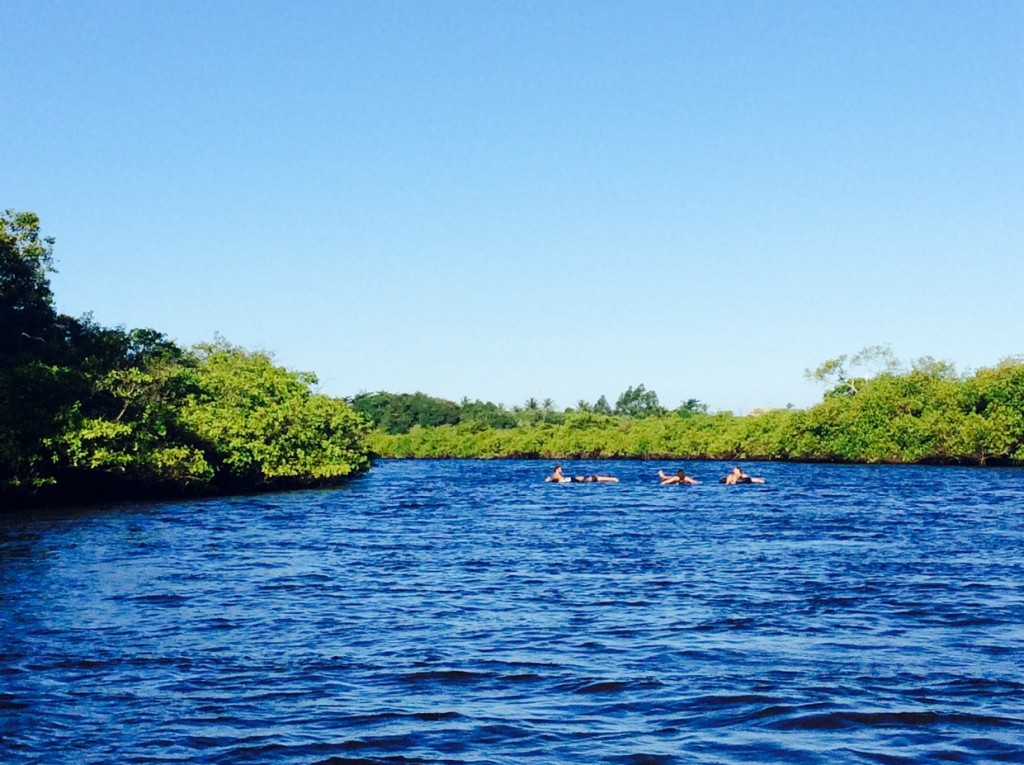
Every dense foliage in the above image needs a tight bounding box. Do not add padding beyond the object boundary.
[348,384,682,434]
[363,357,1024,466]
[181,341,370,488]
[1,211,370,508]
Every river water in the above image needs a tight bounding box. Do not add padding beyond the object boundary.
[1,459,1022,764]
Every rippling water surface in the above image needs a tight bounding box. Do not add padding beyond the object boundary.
[2,460,1023,764]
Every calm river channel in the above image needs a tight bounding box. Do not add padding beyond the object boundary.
[1,459,1023,764]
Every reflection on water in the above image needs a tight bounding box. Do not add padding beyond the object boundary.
[2,460,1023,763]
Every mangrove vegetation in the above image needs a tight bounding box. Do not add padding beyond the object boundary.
[1,211,371,508]
[358,357,1024,466]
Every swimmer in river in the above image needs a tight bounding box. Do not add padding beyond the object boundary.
[658,469,699,485]
[546,464,619,483]
[720,466,765,485]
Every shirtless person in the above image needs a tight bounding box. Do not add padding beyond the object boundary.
[721,466,765,484]
[658,469,699,485]
[546,464,619,483]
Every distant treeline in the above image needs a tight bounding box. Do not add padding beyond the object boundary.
[1,211,371,508]
[348,384,702,433]
[358,350,1024,465]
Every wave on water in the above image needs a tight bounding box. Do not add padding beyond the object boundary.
[1,460,1023,764]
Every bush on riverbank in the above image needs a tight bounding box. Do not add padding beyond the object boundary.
[1,211,371,508]
[365,359,1024,466]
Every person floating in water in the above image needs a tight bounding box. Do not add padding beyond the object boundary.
[658,469,699,485]
[546,464,619,483]
[720,466,765,484]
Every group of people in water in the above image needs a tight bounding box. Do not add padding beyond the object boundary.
[545,464,765,485]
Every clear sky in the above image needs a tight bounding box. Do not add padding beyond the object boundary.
[3,1,1022,414]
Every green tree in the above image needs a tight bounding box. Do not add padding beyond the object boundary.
[674,398,708,418]
[348,391,462,434]
[45,326,214,487]
[968,358,1024,461]
[460,398,517,429]
[181,341,370,486]
[0,211,65,493]
[806,345,902,397]
[0,210,56,352]
[615,384,665,418]
[348,391,394,428]
[381,392,460,434]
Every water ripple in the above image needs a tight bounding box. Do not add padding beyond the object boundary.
[2,460,1023,763]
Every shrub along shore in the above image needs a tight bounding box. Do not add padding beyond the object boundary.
[357,357,1024,466]
[2,211,370,509]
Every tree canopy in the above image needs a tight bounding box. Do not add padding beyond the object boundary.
[1,212,371,508]
[366,350,1024,466]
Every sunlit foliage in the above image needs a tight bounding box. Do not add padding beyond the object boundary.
[1,212,370,507]
[183,341,370,485]
[368,351,1024,466]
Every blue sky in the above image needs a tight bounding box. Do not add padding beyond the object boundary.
[4,1,1022,413]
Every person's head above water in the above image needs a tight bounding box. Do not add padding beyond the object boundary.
[545,464,566,482]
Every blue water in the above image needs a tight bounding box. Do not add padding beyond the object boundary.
[2,459,1023,764]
